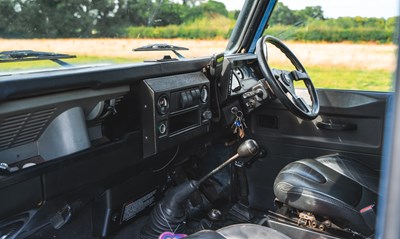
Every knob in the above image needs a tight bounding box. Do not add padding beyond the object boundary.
[200,86,208,103]
[157,95,169,115]
[255,88,264,98]
[202,110,212,120]
[237,139,259,157]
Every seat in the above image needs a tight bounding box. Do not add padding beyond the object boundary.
[273,154,379,236]
[185,223,291,239]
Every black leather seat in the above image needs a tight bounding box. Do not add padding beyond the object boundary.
[273,154,379,236]
[185,224,291,239]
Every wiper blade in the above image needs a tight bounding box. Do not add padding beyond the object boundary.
[133,43,188,59]
[0,50,76,67]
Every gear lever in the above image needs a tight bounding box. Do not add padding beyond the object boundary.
[141,139,259,239]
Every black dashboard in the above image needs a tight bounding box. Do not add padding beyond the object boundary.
[0,53,273,178]
[0,52,278,238]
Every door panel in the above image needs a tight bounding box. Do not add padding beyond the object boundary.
[246,89,389,210]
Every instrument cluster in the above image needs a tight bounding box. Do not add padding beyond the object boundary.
[221,54,272,113]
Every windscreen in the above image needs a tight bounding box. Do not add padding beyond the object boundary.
[0,0,245,72]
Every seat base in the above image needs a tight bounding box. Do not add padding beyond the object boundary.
[185,223,291,239]
[273,154,378,236]
[265,212,366,239]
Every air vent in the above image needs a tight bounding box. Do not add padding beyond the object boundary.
[114,95,124,105]
[0,108,56,150]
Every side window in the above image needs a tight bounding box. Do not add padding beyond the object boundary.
[266,1,398,92]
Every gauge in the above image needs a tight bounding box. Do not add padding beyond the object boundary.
[200,86,208,103]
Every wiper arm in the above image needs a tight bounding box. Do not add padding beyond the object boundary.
[133,43,188,60]
[0,50,76,67]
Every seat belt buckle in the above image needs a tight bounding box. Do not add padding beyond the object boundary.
[360,204,376,230]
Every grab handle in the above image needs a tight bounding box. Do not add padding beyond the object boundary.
[316,121,357,131]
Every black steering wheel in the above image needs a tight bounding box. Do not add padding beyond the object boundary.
[256,35,319,120]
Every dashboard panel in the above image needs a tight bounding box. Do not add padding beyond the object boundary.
[0,59,211,238]
[140,72,211,158]
[219,54,272,114]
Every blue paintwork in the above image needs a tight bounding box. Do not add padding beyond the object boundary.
[248,0,277,53]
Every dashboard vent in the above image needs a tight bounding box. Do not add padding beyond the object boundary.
[115,95,124,105]
[0,108,56,150]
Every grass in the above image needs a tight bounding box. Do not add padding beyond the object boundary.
[0,55,393,92]
[307,66,392,92]
[269,62,393,92]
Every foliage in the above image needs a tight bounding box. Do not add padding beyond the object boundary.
[267,25,394,43]
[125,14,235,39]
[269,2,324,26]
[0,0,231,38]
[0,0,398,43]
[268,3,397,43]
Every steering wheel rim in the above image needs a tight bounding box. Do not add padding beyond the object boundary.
[256,35,320,120]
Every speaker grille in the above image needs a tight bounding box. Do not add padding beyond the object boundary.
[0,108,56,150]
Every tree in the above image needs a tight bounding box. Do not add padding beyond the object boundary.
[297,6,324,21]
[386,17,398,30]
[269,2,300,26]
[182,0,205,7]
[0,0,124,38]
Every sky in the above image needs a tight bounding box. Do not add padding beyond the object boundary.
[218,0,399,18]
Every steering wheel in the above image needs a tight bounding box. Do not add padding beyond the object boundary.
[256,35,319,120]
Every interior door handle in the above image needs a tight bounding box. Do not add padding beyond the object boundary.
[316,121,357,131]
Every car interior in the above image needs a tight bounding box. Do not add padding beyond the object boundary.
[0,0,388,239]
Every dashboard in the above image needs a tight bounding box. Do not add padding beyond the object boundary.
[0,53,277,238]
[0,54,273,172]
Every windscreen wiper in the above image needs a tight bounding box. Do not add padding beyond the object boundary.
[0,50,76,67]
[133,43,188,60]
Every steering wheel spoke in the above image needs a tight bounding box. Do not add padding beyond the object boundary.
[290,70,310,82]
[256,35,319,120]
[293,96,311,113]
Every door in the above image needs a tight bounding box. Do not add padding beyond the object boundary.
[247,89,390,209]
[243,1,396,210]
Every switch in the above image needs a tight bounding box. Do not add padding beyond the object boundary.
[202,110,212,120]
[180,92,189,108]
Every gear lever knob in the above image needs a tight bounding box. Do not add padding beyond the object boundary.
[237,139,259,157]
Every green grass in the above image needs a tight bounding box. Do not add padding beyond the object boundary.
[307,66,393,92]
[0,56,393,92]
[270,62,393,92]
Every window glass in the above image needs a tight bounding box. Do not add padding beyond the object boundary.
[265,0,398,92]
[0,0,244,73]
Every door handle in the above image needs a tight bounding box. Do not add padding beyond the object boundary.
[316,121,357,131]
